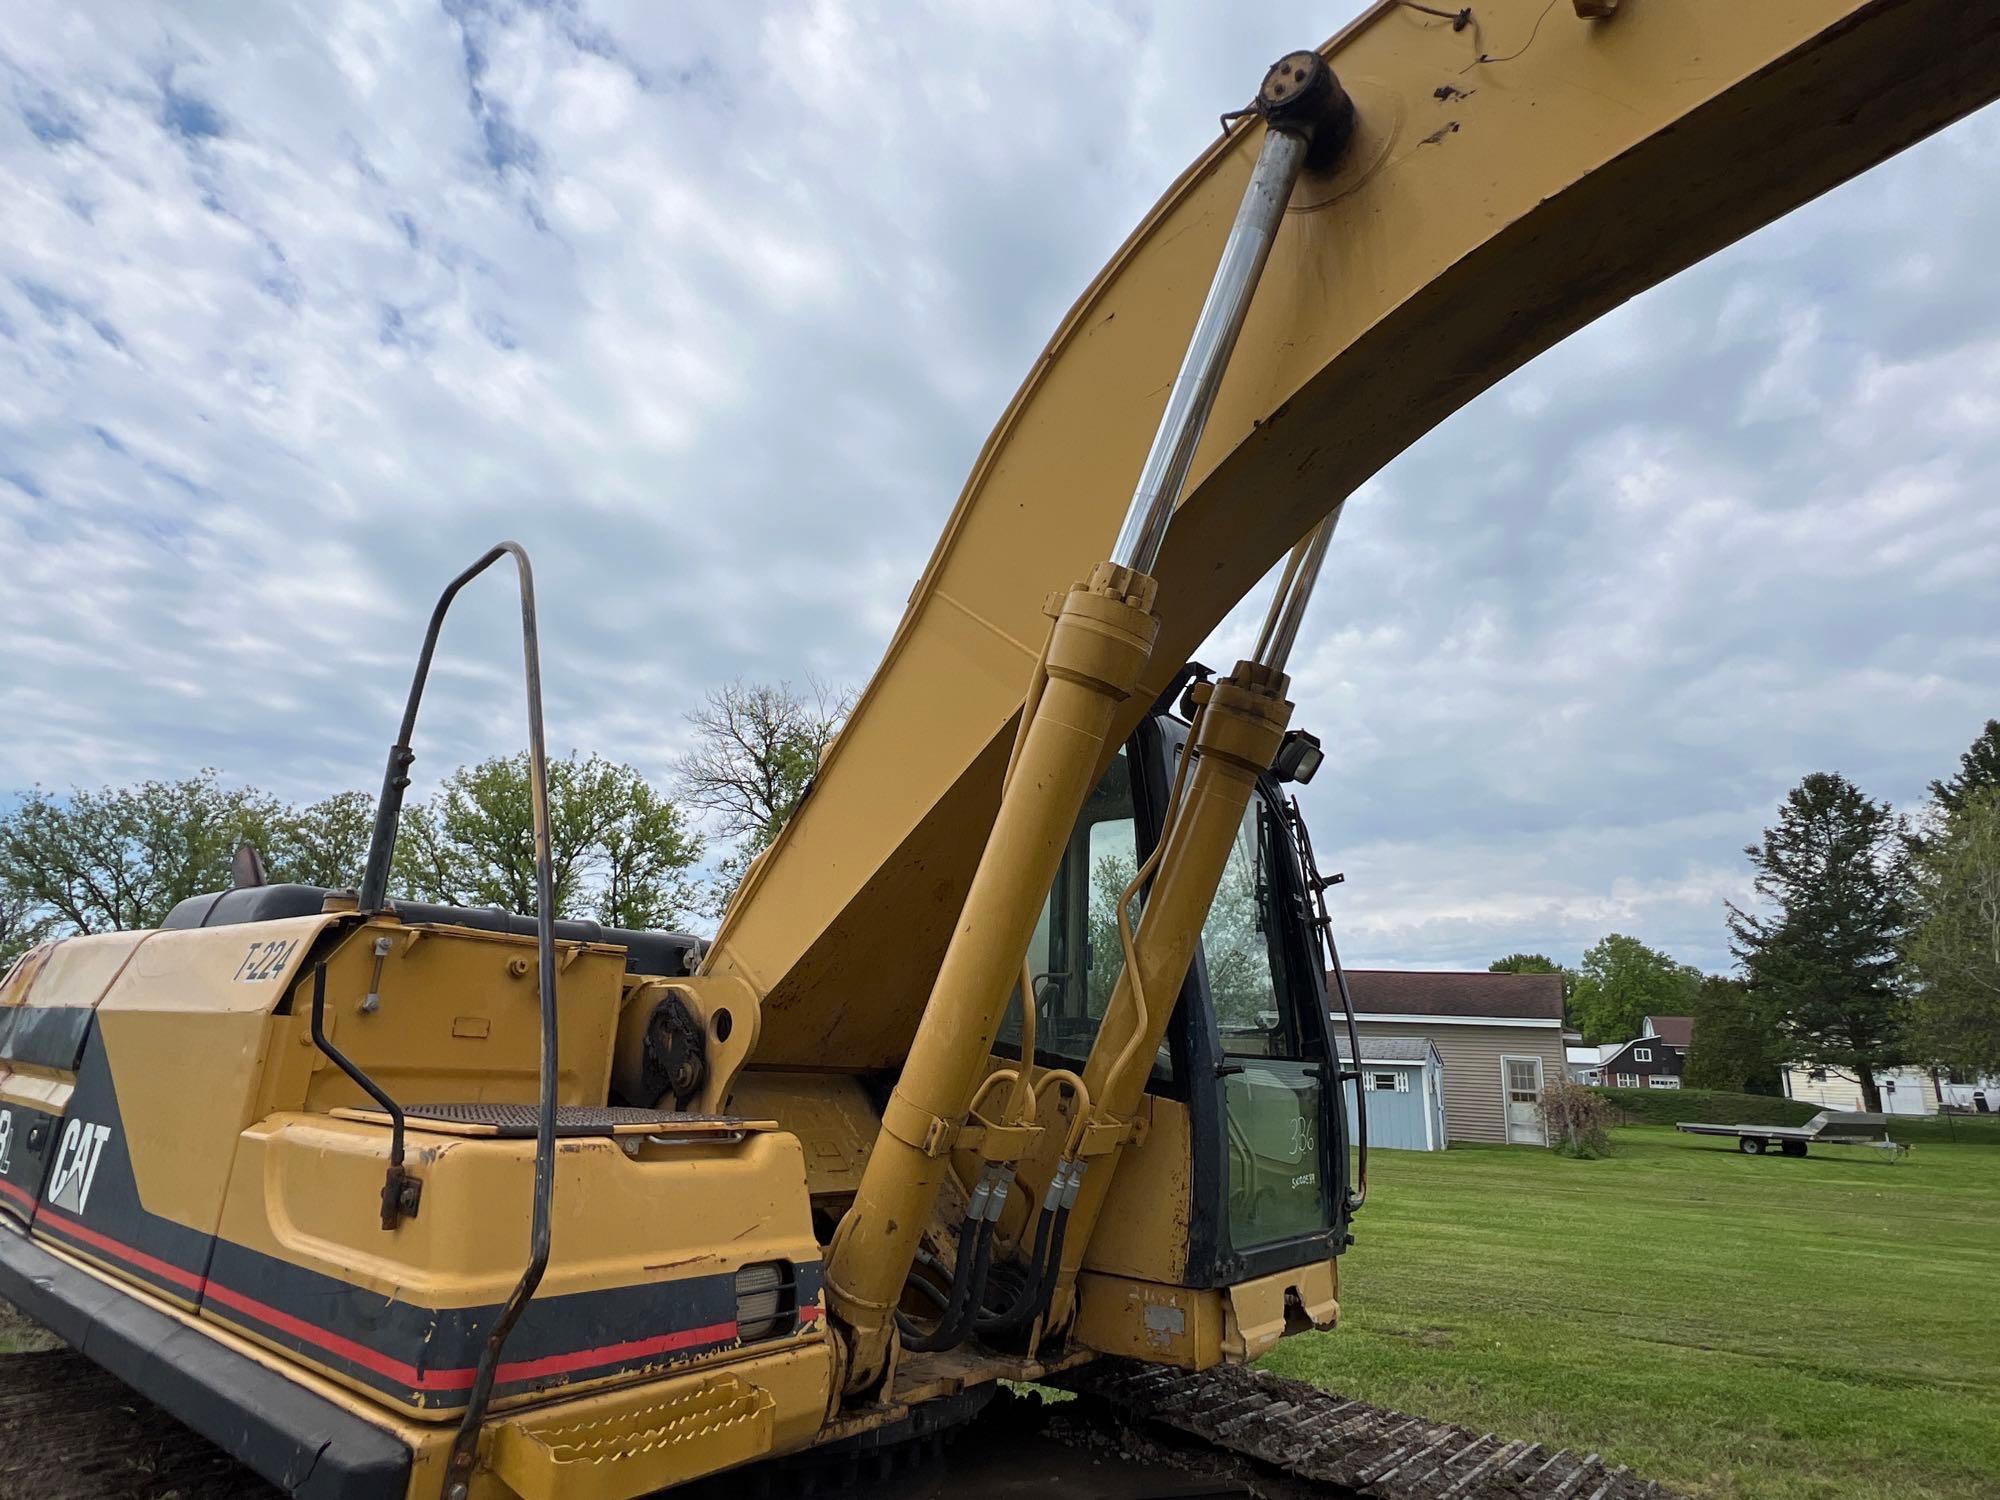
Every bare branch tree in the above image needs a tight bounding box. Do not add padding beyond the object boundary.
[674,678,852,848]
[675,678,853,919]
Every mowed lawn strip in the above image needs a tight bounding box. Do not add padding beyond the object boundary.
[1261,1126,2000,1500]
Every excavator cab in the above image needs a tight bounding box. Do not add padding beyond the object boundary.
[998,706,1354,1299]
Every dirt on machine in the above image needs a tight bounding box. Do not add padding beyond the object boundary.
[2,3,1997,1499]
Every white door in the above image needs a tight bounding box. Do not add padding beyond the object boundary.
[1503,1056,1546,1145]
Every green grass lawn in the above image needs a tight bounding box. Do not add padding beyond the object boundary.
[1262,1126,2000,1500]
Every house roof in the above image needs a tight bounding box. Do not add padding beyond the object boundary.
[1336,1036,1440,1065]
[1336,968,1565,1022]
[1644,1014,1694,1048]
[1565,1045,1617,1066]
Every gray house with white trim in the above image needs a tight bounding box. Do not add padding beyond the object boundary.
[1337,970,1567,1146]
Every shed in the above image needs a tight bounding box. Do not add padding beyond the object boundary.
[1338,1036,1447,1151]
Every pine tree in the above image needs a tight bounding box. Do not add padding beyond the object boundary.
[1727,773,1912,1111]
[1930,719,2000,818]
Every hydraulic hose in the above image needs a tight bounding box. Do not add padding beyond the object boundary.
[975,1199,1055,1335]
[894,1169,1008,1353]
[895,1217,987,1353]
[980,1160,1083,1341]
[1025,1171,1082,1336]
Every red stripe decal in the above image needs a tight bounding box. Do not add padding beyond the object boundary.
[36,1207,206,1294]
[206,1281,737,1390]
[26,1209,766,1395]
[487,1320,741,1386]
[0,1179,35,1211]
[202,1277,438,1387]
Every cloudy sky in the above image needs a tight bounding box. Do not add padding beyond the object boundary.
[2,1,1995,975]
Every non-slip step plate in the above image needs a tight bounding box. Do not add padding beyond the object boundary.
[492,1372,776,1500]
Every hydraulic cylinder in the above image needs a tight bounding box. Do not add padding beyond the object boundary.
[1036,507,1343,1325]
[824,563,1158,1389]
[824,54,1350,1392]
[1041,660,1293,1323]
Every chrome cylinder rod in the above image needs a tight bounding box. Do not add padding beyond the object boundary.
[1252,501,1344,673]
[1108,125,1309,575]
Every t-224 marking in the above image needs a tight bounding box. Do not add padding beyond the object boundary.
[233,938,300,984]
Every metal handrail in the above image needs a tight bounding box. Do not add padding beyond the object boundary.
[354,542,558,1500]
[1287,794,1367,1212]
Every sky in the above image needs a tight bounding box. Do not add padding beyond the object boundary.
[2,1,1996,976]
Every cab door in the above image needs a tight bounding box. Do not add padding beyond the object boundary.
[1201,790,1336,1251]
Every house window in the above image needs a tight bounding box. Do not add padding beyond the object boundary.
[1369,1071,1409,1093]
[1634,1047,1652,1062]
[1646,1077,1680,1090]
[1616,1073,1639,1088]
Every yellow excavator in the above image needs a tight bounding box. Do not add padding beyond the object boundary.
[2,3,1995,1498]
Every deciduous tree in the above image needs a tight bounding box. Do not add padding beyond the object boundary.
[1728,772,1912,1112]
[676,679,851,917]
[266,790,377,889]
[1568,933,1699,1044]
[1683,975,1783,1094]
[1,882,51,971]
[1905,787,2000,1082]
[392,753,701,926]
[0,772,283,933]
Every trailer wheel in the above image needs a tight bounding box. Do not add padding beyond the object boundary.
[1781,1141,1807,1158]
[1739,1136,1766,1155]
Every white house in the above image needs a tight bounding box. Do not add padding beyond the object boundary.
[1939,1075,2000,1113]
[1565,1043,1617,1085]
[1781,1065,1941,1116]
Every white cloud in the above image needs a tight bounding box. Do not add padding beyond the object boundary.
[1,1,1995,975]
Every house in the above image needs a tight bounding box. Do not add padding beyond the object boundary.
[1594,1014,1691,1091]
[1566,1043,1617,1085]
[1337,970,1566,1146]
[1940,1074,2000,1113]
[1336,1036,1448,1151]
[1781,1064,1941,1116]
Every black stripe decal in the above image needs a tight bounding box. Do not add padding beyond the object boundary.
[0,1005,97,1071]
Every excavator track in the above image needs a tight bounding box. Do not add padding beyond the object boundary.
[0,1338,1680,1500]
[1058,1363,1678,1500]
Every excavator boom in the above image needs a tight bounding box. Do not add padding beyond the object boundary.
[5,5,1999,1498]
[708,0,2000,1072]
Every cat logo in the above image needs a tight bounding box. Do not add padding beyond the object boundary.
[48,1118,112,1215]
[0,1109,12,1176]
